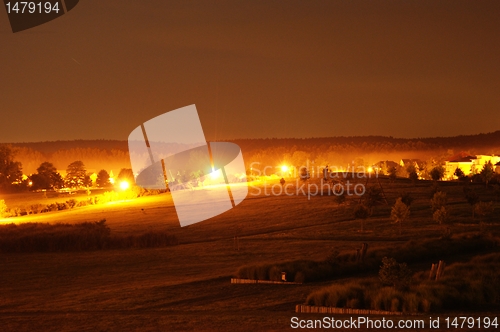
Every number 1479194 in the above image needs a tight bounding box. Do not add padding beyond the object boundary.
[5,2,60,14]
[445,317,498,329]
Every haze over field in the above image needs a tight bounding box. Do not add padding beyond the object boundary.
[5,130,500,175]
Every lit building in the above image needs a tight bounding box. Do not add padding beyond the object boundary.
[474,155,500,172]
[444,153,500,179]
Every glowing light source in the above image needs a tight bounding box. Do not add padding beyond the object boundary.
[109,177,115,184]
[119,181,130,190]
[281,165,288,172]
[210,168,222,180]
[368,167,373,173]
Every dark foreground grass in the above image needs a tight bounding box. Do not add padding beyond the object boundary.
[1,180,499,331]
[305,252,500,313]
[0,220,178,253]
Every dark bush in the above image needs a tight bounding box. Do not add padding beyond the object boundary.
[57,202,69,211]
[0,220,178,253]
[66,199,78,209]
[29,203,45,214]
[76,200,89,207]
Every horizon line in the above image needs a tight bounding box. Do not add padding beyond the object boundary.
[2,129,500,145]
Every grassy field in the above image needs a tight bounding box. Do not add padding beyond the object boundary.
[1,177,499,331]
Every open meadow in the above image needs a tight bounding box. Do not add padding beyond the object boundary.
[1,177,499,331]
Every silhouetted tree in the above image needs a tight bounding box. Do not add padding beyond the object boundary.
[65,161,87,188]
[388,166,397,182]
[83,173,93,188]
[399,192,414,207]
[118,168,134,181]
[480,161,495,187]
[409,171,418,182]
[433,206,450,224]
[463,187,479,218]
[391,198,410,235]
[96,169,111,188]
[363,186,385,213]
[406,163,417,175]
[430,165,445,182]
[454,167,466,180]
[0,145,23,192]
[279,177,285,186]
[430,191,447,212]
[30,162,63,190]
[117,168,135,185]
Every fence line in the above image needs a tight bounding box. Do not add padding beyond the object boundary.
[231,278,302,285]
[295,304,411,315]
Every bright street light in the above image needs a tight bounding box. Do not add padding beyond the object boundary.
[120,181,130,190]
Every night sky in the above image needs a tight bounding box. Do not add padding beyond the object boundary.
[1,0,499,143]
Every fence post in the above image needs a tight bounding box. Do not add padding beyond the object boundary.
[429,263,437,280]
[435,260,444,281]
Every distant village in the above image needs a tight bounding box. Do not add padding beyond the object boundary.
[53,153,500,188]
[374,153,500,181]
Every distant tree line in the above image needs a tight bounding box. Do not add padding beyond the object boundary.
[3,131,499,191]
[11,146,130,175]
[0,144,135,193]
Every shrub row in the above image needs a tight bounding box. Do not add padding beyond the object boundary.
[1,187,164,218]
[0,220,178,253]
[236,260,333,283]
[235,234,498,283]
[306,252,500,313]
